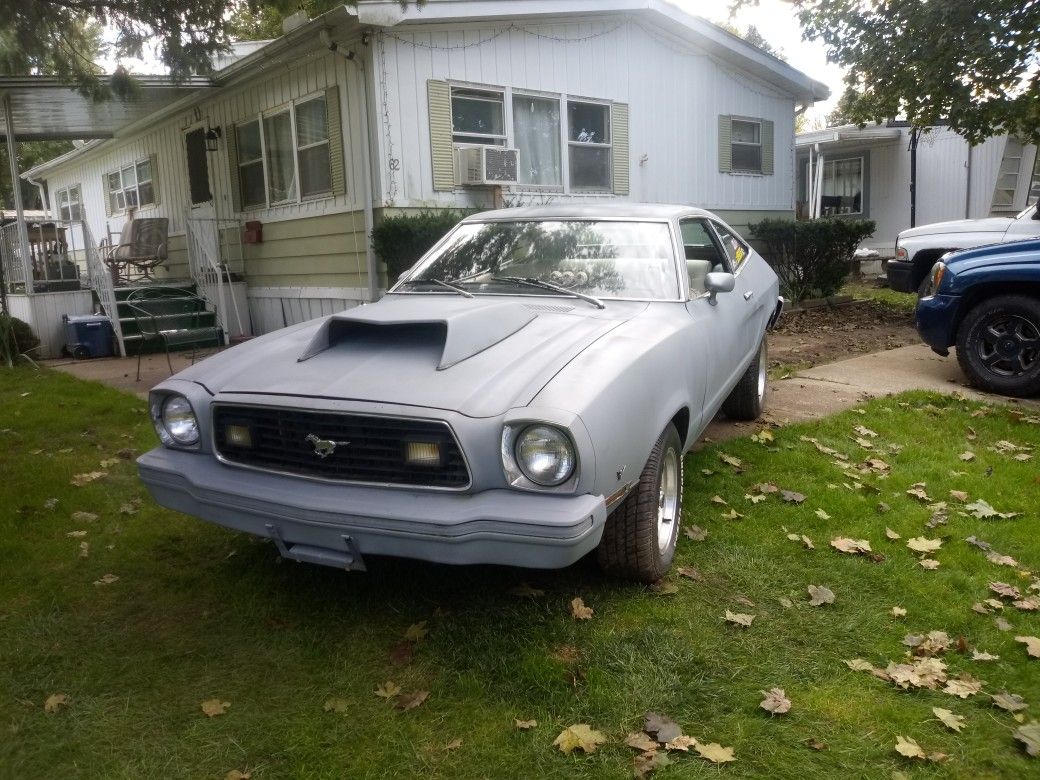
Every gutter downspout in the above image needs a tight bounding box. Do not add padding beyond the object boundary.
[964,143,973,219]
[323,31,380,304]
[908,126,920,228]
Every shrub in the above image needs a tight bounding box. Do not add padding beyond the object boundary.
[0,314,40,356]
[371,210,474,282]
[748,218,876,302]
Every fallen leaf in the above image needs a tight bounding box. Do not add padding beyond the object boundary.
[70,471,107,487]
[1013,721,1040,757]
[710,495,728,506]
[933,707,966,733]
[1015,636,1040,658]
[553,724,607,754]
[991,582,1023,599]
[779,597,794,608]
[323,697,350,713]
[854,437,874,449]
[66,530,87,538]
[751,429,774,444]
[760,688,791,714]
[507,583,545,598]
[724,610,754,627]
[43,693,68,713]
[894,736,925,759]
[404,621,428,642]
[625,731,659,752]
[831,537,872,554]
[1014,597,1040,612]
[644,711,683,744]
[814,508,831,520]
[570,597,594,620]
[907,537,943,553]
[394,690,430,711]
[375,681,402,699]
[959,451,975,462]
[224,771,251,780]
[720,508,744,520]
[992,692,1028,712]
[684,525,708,541]
[201,699,230,717]
[987,551,1020,568]
[807,585,835,606]
[444,738,462,751]
[781,490,806,504]
[906,484,932,502]
[92,573,119,586]
[745,493,767,504]
[515,718,538,729]
[919,559,941,570]
[695,742,736,764]
[677,566,702,581]
[949,490,969,502]
[71,511,97,523]
[388,640,414,667]
[891,606,907,618]
[996,617,1013,632]
[78,541,89,558]
[885,527,901,540]
[718,453,743,469]
[944,675,984,699]
[971,650,999,661]
[854,425,878,438]
[633,750,673,777]
[664,735,698,754]
[754,482,780,494]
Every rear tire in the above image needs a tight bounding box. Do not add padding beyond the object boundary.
[956,295,1040,397]
[721,339,767,420]
[597,425,682,583]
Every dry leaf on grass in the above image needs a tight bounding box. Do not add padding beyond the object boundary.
[907,537,942,553]
[996,617,1013,632]
[224,771,251,780]
[906,484,932,502]
[854,425,878,438]
[724,610,755,627]
[515,718,538,729]
[570,597,594,620]
[323,697,349,713]
[891,606,907,618]
[388,641,414,667]
[971,650,999,661]
[814,508,831,520]
[721,508,744,520]
[43,693,68,713]
[404,621,428,642]
[695,742,736,763]
[625,732,659,752]
[949,490,969,502]
[394,690,429,711]
[718,453,743,469]
[831,537,872,555]
[66,530,87,538]
[991,582,1022,599]
[664,735,698,751]
[92,573,119,586]
[807,585,835,606]
[745,493,767,504]
[644,711,683,744]
[992,692,1028,712]
[710,495,728,506]
[760,688,791,714]
[633,750,673,777]
[553,724,607,754]
[933,707,966,732]
[1014,597,1040,612]
[781,490,806,504]
[1015,636,1040,658]
[944,675,984,699]
[444,738,462,752]
[987,551,1020,568]
[885,528,901,540]
[201,699,230,717]
[844,659,876,672]
[71,511,97,523]
[677,566,703,581]
[375,681,402,699]
[685,525,708,541]
[894,736,926,759]
[1014,721,1040,757]
[959,451,975,462]
[78,541,89,558]
[919,559,941,570]
[71,471,108,487]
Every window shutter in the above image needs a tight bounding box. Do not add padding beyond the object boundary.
[611,102,630,196]
[103,177,113,217]
[325,85,346,196]
[226,122,242,213]
[149,153,161,205]
[428,79,454,191]
[718,115,732,173]
[761,119,774,175]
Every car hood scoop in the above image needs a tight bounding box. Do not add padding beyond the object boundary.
[297,297,537,369]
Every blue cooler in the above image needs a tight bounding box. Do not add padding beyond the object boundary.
[63,314,115,359]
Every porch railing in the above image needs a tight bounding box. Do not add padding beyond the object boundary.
[0,217,91,295]
[82,221,126,357]
[184,215,246,341]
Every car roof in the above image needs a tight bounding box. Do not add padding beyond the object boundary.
[461,203,715,222]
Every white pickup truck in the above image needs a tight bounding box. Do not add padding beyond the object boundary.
[887,203,1040,293]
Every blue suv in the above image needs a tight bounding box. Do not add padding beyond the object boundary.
[916,239,1040,397]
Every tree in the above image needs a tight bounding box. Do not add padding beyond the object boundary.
[717,21,787,62]
[825,86,859,128]
[734,0,1040,144]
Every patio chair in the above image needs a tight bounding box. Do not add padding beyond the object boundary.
[104,217,169,285]
[125,287,222,381]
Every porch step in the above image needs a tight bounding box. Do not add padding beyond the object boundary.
[106,281,223,356]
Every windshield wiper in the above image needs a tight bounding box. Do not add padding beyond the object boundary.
[397,278,473,298]
[491,276,605,309]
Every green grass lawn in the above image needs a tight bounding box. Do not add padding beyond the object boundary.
[842,281,919,314]
[2,368,1038,779]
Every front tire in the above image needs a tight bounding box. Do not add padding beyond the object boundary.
[956,295,1040,397]
[721,338,767,420]
[597,425,682,583]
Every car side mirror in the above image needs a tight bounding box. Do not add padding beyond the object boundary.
[704,271,735,305]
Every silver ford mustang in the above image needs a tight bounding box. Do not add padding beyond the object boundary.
[138,204,782,582]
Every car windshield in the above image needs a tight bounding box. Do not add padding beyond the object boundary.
[398,220,680,301]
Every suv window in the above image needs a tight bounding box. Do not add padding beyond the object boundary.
[711,222,750,270]
[679,218,726,295]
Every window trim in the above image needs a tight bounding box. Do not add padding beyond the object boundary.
[708,219,751,274]
[234,89,335,211]
[104,158,156,215]
[803,153,867,218]
[730,118,763,174]
[450,86,508,146]
[54,184,83,222]
[448,82,616,194]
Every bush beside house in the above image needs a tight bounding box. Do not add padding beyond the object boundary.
[0,315,40,357]
[371,210,474,283]
[749,218,876,302]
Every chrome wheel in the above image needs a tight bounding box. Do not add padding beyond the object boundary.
[657,445,680,554]
[975,315,1040,377]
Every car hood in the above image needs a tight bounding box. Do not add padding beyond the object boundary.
[900,217,1012,239]
[176,295,646,418]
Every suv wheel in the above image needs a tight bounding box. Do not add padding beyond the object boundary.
[597,424,682,583]
[956,294,1040,397]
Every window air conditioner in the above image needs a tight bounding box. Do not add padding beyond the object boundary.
[455,145,519,186]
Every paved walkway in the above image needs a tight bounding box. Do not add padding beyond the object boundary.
[48,343,1037,436]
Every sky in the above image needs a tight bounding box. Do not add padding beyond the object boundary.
[101,0,846,124]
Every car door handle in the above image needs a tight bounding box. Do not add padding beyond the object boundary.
[743,291,754,301]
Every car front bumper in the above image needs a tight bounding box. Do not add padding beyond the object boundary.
[886,259,916,293]
[915,294,963,355]
[138,448,607,571]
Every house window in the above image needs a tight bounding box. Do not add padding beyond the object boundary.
[451,88,506,145]
[185,128,212,205]
[55,185,83,221]
[106,159,155,214]
[512,94,561,186]
[817,157,864,216]
[235,93,334,209]
[568,101,611,190]
[731,120,762,173]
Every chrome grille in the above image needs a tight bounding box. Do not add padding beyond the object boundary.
[212,405,469,489]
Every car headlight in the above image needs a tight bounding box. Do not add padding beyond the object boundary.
[151,394,200,447]
[924,261,946,296]
[513,424,576,486]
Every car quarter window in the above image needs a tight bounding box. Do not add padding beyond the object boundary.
[679,218,726,294]
[711,222,750,270]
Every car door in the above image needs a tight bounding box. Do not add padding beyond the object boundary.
[708,219,772,364]
[679,217,745,417]
[1002,204,1040,242]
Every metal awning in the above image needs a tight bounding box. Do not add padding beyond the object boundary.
[0,76,211,141]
